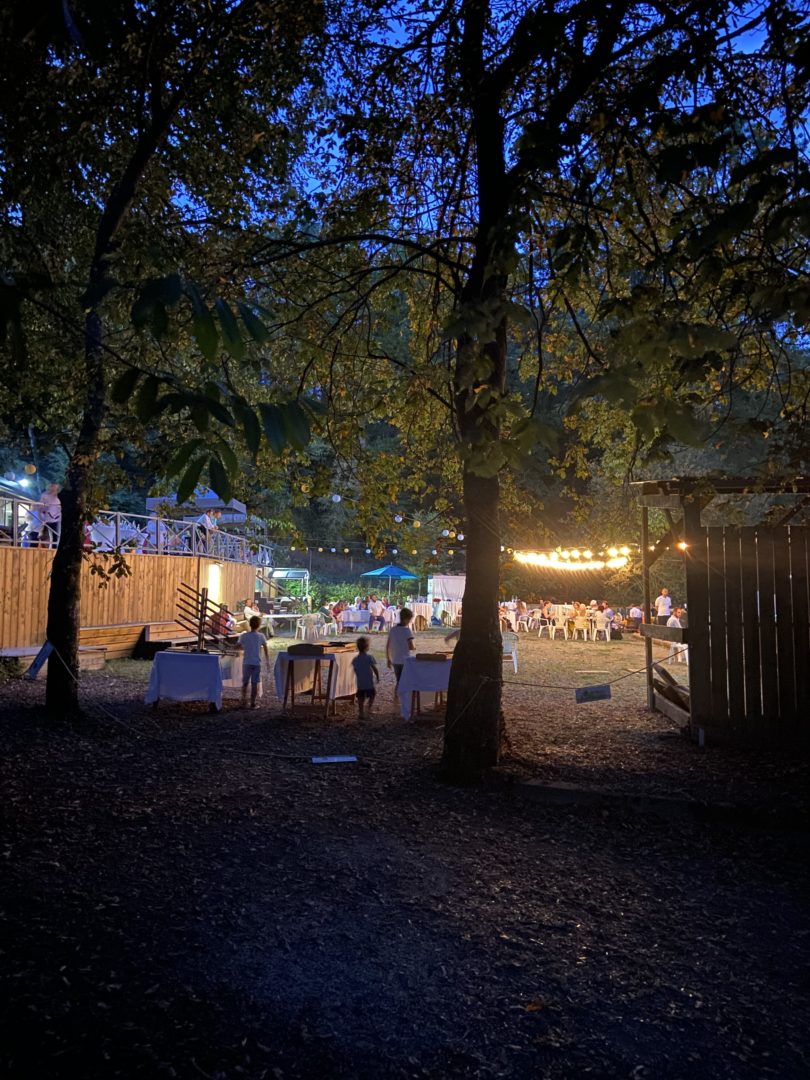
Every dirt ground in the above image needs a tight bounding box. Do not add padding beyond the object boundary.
[1,631,808,1079]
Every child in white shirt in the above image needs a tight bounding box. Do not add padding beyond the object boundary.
[239,615,269,708]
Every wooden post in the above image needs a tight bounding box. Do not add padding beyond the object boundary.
[683,498,710,739]
[641,506,654,709]
[197,586,208,652]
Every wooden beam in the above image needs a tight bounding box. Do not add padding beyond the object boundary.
[635,495,687,508]
[639,623,689,643]
[641,506,654,709]
[652,691,691,727]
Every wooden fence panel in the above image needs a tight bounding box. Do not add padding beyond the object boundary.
[707,528,729,725]
[772,529,796,725]
[739,527,762,722]
[684,522,711,731]
[756,529,779,724]
[723,527,745,723]
[789,528,809,739]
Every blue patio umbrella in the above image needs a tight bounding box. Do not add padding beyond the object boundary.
[361,563,419,596]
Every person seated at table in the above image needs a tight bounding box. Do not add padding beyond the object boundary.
[368,594,386,632]
[627,603,643,631]
[352,636,379,719]
[209,604,235,639]
[238,615,269,708]
[499,604,514,632]
[386,607,415,693]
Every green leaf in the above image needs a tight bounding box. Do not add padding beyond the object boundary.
[206,398,235,427]
[237,302,271,343]
[167,438,206,478]
[214,438,239,477]
[208,455,232,502]
[215,298,244,360]
[259,403,286,454]
[186,283,218,361]
[279,402,311,451]
[241,404,261,456]
[176,456,207,504]
[191,402,209,432]
[110,367,142,404]
[135,376,161,421]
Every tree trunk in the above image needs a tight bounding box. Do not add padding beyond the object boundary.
[440,465,504,782]
[45,308,106,715]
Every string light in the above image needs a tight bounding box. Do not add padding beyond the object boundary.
[431,548,438,555]
[392,547,398,555]
[413,520,421,529]
[457,533,464,541]
[514,550,629,571]
[441,529,450,537]
[394,514,403,523]
[365,548,372,555]
[331,494,341,503]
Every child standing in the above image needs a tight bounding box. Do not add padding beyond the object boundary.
[386,606,416,694]
[352,636,379,718]
[239,614,269,708]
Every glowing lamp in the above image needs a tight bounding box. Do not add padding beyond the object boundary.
[394,514,403,523]
[331,494,341,503]
[608,546,619,557]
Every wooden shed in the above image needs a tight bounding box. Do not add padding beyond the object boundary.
[633,477,810,747]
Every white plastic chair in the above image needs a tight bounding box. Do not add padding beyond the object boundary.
[572,615,589,641]
[502,631,518,673]
[516,615,530,632]
[550,616,569,641]
[593,612,610,642]
[321,618,339,637]
[537,617,552,640]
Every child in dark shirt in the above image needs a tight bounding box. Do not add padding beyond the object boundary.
[351,636,379,719]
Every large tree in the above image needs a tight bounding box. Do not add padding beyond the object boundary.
[0,0,324,711]
[245,0,808,780]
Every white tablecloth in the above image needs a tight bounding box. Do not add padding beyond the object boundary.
[411,601,462,625]
[145,651,223,709]
[274,650,357,706]
[340,610,370,630]
[398,656,453,720]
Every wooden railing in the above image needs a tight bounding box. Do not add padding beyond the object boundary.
[0,494,273,567]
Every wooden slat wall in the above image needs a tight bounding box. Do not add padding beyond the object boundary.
[0,549,256,651]
[691,525,809,745]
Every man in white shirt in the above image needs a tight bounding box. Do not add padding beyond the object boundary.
[368,595,385,632]
[666,607,688,664]
[654,587,672,624]
[629,604,643,621]
[196,509,221,553]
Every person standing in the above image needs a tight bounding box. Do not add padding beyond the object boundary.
[238,615,269,708]
[654,587,672,625]
[352,636,379,718]
[368,594,385,632]
[386,607,416,691]
[196,508,221,553]
[39,483,62,548]
[666,607,688,664]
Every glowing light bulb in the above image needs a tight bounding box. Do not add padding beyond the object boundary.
[330,546,336,552]
[431,549,438,555]
[441,529,450,537]
[608,547,619,558]
[318,547,323,552]
[411,549,417,555]
[584,550,593,559]
[561,550,570,559]
[365,548,372,555]
[449,531,456,539]
[392,548,398,555]
[331,494,341,503]
[677,541,688,551]
[343,547,349,553]
[394,514,403,523]
[571,549,580,558]
[620,546,630,556]
[448,548,455,555]
[413,520,421,529]
[457,533,464,541]
[290,544,296,551]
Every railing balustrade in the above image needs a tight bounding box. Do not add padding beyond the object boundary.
[0,495,273,567]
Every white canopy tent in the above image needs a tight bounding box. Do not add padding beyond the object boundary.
[427,574,465,601]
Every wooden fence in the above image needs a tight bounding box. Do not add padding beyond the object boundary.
[0,547,256,654]
[686,525,809,745]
